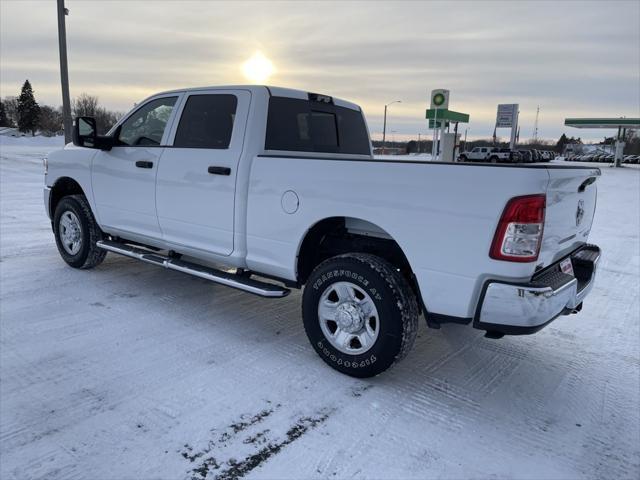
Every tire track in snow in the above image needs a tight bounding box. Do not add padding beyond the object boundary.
[179,402,333,480]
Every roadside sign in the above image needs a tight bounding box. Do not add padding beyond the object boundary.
[429,119,449,129]
[496,104,518,128]
[430,89,450,110]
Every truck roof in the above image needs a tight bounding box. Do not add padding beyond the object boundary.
[154,85,362,111]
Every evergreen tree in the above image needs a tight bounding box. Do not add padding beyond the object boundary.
[556,133,569,152]
[17,80,40,136]
[0,101,9,127]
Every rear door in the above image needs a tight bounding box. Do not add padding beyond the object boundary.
[539,166,601,267]
[156,90,251,256]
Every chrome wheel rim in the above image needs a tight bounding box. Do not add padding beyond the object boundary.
[59,211,82,255]
[318,281,380,355]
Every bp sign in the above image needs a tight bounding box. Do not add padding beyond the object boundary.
[430,89,449,110]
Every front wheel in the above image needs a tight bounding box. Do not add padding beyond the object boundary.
[302,253,419,378]
[53,195,107,269]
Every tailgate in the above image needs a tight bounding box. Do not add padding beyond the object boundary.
[539,166,600,267]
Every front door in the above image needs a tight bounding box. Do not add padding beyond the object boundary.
[91,95,180,239]
[155,90,250,256]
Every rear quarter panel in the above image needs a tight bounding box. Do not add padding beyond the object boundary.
[246,157,551,318]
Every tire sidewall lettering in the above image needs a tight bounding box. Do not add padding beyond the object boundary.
[311,267,384,304]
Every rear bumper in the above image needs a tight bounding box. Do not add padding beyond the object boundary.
[474,244,601,335]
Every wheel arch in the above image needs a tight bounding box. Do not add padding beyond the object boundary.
[295,216,424,311]
[49,177,86,219]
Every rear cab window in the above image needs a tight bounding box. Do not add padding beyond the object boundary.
[265,95,370,155]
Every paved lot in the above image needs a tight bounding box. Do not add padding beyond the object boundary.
[1,145,639,480]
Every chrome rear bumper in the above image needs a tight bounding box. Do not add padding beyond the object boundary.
[475,244,601,335]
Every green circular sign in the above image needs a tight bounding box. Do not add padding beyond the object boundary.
[433,93,446,106]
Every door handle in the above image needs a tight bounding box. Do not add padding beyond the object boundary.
[135,160,153,169]
[208,166,231,176]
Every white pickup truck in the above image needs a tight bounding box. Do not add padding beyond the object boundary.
[44,85,601,377]
[459,147,521,163]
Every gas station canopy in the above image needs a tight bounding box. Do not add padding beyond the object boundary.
[564,117,639,167]
[564,118,640,129]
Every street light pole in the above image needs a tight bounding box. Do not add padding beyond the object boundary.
[57,0,72,144]
[382,100,401,155]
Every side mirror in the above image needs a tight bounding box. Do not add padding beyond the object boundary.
[72,116,114,150]
[72,116,97,148]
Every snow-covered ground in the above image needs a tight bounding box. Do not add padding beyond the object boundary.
[1,139,639,480]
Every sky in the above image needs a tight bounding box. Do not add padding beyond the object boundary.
[1,0,639,142]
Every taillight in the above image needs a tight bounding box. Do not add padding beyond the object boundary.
[490,194,546,262]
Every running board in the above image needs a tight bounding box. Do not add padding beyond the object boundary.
[96,240,290,298]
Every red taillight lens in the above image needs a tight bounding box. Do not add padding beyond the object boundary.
[490,194,546,262]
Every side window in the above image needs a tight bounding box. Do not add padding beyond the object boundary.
[174,94,238,149]
[117,97,177,146]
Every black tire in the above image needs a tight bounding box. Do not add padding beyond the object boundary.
[489,155,499,163]
[53,194,107,269]
[302,253,419,378]
[459,155,467,162]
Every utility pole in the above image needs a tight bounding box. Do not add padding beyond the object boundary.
[382,100,401,155]
[57,0,72,144]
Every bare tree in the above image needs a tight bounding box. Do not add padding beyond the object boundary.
[72,93,99,117]
[38,105,64,137]
[72,93,123,134]
[3,97,19,127]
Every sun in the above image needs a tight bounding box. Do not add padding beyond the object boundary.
[242,52,275,84]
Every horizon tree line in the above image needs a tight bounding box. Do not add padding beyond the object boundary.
[0,79,123,137]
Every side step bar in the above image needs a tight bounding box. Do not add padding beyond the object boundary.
[96,240,290,298]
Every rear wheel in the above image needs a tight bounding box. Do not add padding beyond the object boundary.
[302,253,419,378]
[489,155,499,163]
[53,195,106,269]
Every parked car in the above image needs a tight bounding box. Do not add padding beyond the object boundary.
[518,150,533,163]
[530,150,543,162]
[459,147,521,163]
[497,148,523,162]
[43,85,602,377]
[459,146,491,162]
